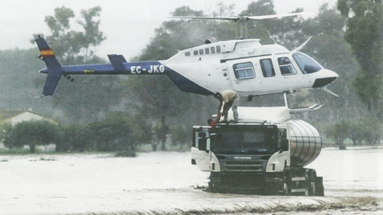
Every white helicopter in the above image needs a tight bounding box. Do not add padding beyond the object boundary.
[35,13,338,109]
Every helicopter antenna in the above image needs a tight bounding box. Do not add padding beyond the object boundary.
[267,31,277,44]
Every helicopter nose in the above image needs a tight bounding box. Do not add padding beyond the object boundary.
[312,69,338,88]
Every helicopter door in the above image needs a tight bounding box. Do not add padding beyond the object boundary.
[229,61,258,92]
[277,56,303,90]
[257,58,284,93]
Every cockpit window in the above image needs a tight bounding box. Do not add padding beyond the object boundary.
[293,52,323,74]
[278,57,296,76]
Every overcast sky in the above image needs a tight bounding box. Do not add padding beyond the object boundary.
[2,0,337,60]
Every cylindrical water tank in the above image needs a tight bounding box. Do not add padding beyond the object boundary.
[289,120,322,167]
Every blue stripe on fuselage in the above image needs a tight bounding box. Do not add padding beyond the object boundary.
[40,61,213,96]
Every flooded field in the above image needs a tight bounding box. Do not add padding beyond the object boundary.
[0,147,382,215]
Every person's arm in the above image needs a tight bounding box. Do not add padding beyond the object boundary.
[210,113,222,127]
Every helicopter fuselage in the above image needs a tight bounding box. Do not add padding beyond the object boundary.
[37,37,338,97]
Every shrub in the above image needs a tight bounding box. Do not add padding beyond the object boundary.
[326,120,349,149]
[87,112,150,152]
[4,121,60,153]
[57,125,92,152]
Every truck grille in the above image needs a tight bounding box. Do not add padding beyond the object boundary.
[223,160,265,172]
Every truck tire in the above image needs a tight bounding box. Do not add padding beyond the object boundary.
[208,173,222,193]
[305,169,316,196]
[315,176,325,196]
[283,169,292,195]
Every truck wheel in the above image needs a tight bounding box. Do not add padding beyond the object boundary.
[315,176,325,196]
[208,181,219,193]
[305,169,316,196]
[283,170,292,195]
[208,174,221,193]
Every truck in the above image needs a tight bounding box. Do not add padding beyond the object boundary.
[191,106,324,196]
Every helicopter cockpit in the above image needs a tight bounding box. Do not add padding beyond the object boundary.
[292,52,323,74]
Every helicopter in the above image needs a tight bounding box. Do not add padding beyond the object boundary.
[35,13,338,107]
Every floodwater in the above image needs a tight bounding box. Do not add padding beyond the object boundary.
[0,147,382,215]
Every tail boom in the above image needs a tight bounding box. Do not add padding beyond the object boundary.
[35,36,212,96]
[40,61,169,75]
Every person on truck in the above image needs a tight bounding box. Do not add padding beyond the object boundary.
[211,90,239,126]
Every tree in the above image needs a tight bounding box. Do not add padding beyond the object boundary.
[0,49,54,114]
[338,0,383,119]
[347,121,366,145]
[326,120,350,149]
[87,112,150,152]
[40,6,105,64]
[170,125,190,149]
[267,4,371,135]
[33,6,122,124]
[4,121,60,153]
[56,124,92,152]
[359,117,381,145]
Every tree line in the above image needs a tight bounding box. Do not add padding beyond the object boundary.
[0,0,382,153]
[1,112,189,154]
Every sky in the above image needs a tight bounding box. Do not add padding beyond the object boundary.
[1,0,337,60]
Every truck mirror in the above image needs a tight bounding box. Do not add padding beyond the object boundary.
[281,138,289,151]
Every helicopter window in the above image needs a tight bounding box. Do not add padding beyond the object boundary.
[199,49,204,55]
[205,48,210,54]
[194,50,198,56]
[185,52,191,56]
[260,59,275,77]
[293,52,322,74]
[233,62,255,79]
[211,47,216,54]
[216,46,221,53]
[278,57,297,76]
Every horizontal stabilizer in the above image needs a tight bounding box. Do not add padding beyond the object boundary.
[108,54,127,72]
[35,36,63,96]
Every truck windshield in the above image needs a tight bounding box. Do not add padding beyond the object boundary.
[212,128,278,154]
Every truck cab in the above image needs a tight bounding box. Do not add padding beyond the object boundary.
[191,107,324,195]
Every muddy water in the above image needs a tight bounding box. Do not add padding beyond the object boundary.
[0,148,382,215]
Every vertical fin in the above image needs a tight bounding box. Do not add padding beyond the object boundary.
[35,35,63,96]
[108,54,127,72]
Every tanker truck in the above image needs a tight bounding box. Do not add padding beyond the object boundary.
[191,106,324,196]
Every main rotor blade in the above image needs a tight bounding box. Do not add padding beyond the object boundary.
[170,12,307,22]
[170,16,239,21]
[246,12,306,20]
[292,36,313,52]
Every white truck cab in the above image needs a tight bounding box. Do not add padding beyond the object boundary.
[191,107,324,195]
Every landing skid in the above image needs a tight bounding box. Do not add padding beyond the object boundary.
[284,93,322,113]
